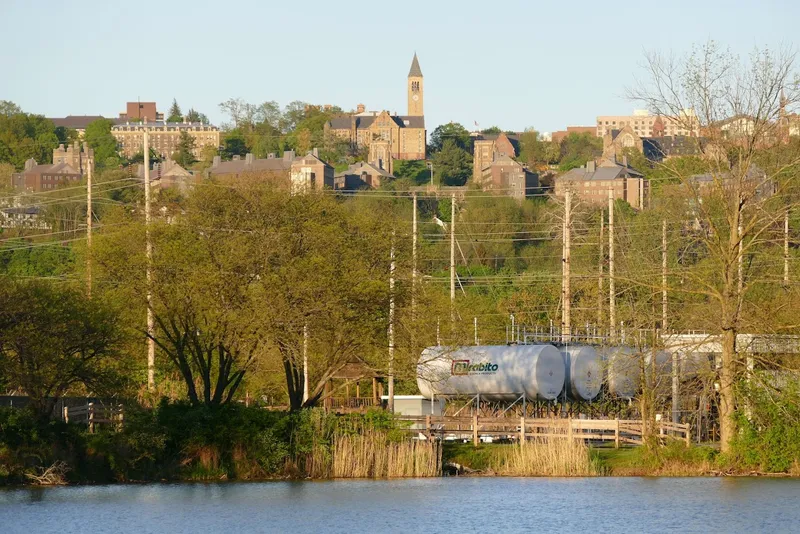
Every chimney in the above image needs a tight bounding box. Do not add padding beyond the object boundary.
[83,141,88,153]
[283,150,295,163]
[357,103,365,113]
[24,158,37,171]
[212,155,221,167]
[312,147,319,158]
[58,144,65,151]
[622,155,628,167]
[245,153,254,165]
[267,153,275,159]
[586,161,596,173]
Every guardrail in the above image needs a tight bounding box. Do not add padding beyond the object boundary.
[63,402,124,433]
[395,415,691,447]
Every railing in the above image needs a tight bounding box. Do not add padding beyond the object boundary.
[327,397,379,411]
[63,402,124,433]
[396,415,691,448]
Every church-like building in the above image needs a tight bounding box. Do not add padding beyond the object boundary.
[324,54,427,170]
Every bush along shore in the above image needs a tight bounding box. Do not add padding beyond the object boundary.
[2,403,799,486]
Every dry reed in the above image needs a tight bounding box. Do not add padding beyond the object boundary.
[331,434,441,478]
[495,439,597,477]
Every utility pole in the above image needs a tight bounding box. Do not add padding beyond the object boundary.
[598,208,604,328]
[738,224,743,297]
[784,209,790,287]
[474,317,478,346]
[388,232,396,413]
[662,220,668,331]
[450,193,456,326]
[561,190,572,343]
[302,323,309,404]
[608,189,616,341]
[144,130,155,391]
[86,155,93,298]
[412,192,418,316]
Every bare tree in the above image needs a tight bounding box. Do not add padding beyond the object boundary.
[628,42,800,453]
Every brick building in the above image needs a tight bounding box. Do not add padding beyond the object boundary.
[112,120,220,159]
[479,154,539,200]
[119,102,162,122]
[52,142,94,176]
[325,54,426,162]
[472,132,519,182]
[11,158,82,192]
[334,161,394,191]
[551,126,596,143]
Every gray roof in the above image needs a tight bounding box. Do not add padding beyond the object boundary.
[558,161,644,182]
[335,161,394,179]
[112,120,217,130]
[408,53,423,77]
[643,136,703,160]
[49,115,106,129]
[209,157,290,176]
[327,114,424,130]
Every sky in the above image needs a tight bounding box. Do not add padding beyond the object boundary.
[1,0,798,134]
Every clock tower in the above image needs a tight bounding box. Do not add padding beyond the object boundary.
[407,53,424,117]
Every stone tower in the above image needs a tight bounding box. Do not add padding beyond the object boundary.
[407,53,423,117]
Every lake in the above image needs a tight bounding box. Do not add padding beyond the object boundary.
[2,477,799,533]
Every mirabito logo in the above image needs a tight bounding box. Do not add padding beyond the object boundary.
[451,359,499,376]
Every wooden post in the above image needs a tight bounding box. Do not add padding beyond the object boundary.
[63,405,69,423]
[472,413,479,446]
[426,414,431,439]
[372,377,378,405]
[88,402,95,434]
[520,416,526,445]
[684,424,691,447]
[615,418,620,449]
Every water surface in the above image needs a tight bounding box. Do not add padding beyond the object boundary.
[2,477,799,533]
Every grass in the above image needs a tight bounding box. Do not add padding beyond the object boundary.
[332,434,441,478]
[592,442,718,476]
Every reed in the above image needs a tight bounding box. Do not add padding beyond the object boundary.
[495,439,598,477]
[331,433,441,478]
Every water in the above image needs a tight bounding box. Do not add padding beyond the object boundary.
[2,477,800,533]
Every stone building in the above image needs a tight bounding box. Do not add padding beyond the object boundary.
[52,142,94,176]
[208,150,334,192]
[138,159,195,192]
[11,158,81,192]
[555,157,647,210]
[602,125,702,163]
[334,161,394,191]
[324,54,426,162]
[112,120,220,159]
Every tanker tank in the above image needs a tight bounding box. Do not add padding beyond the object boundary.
[417,345,565,402]
[599,346,640,399]
[560,345,602,401]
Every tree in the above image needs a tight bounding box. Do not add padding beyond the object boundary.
[221,130,248,159]
[480,126,502,135]
[166,99,182,123]
[429,122,471,153]
[0,100,21,117]
[628,41,800,453]
[84,118,119,167]
[172,130,197,167]
[558,132,602,171]
[432,139,471,185]
[185,108,209,124]
[519,128,560,169]
[0,279,123,418]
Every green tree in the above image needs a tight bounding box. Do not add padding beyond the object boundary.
[185,108,209,124]
[432,139,471,185]
[480,126,501,135]
[429,122,471,152]
[84,118,119,167]
[222,130,248,159]
[166,99,182,123]
[172,130,197,167]
[558,132,602,171]
[0,279,123,418]
[0,101,22,117]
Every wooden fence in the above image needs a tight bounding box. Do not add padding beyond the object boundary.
[63,402,124,433]
[396,415,691,448]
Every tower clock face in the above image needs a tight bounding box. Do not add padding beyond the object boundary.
[412,94,419,101]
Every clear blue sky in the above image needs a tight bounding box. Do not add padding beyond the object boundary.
[0,0,796,134]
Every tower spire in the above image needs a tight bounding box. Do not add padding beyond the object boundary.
[408,53,423,78]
